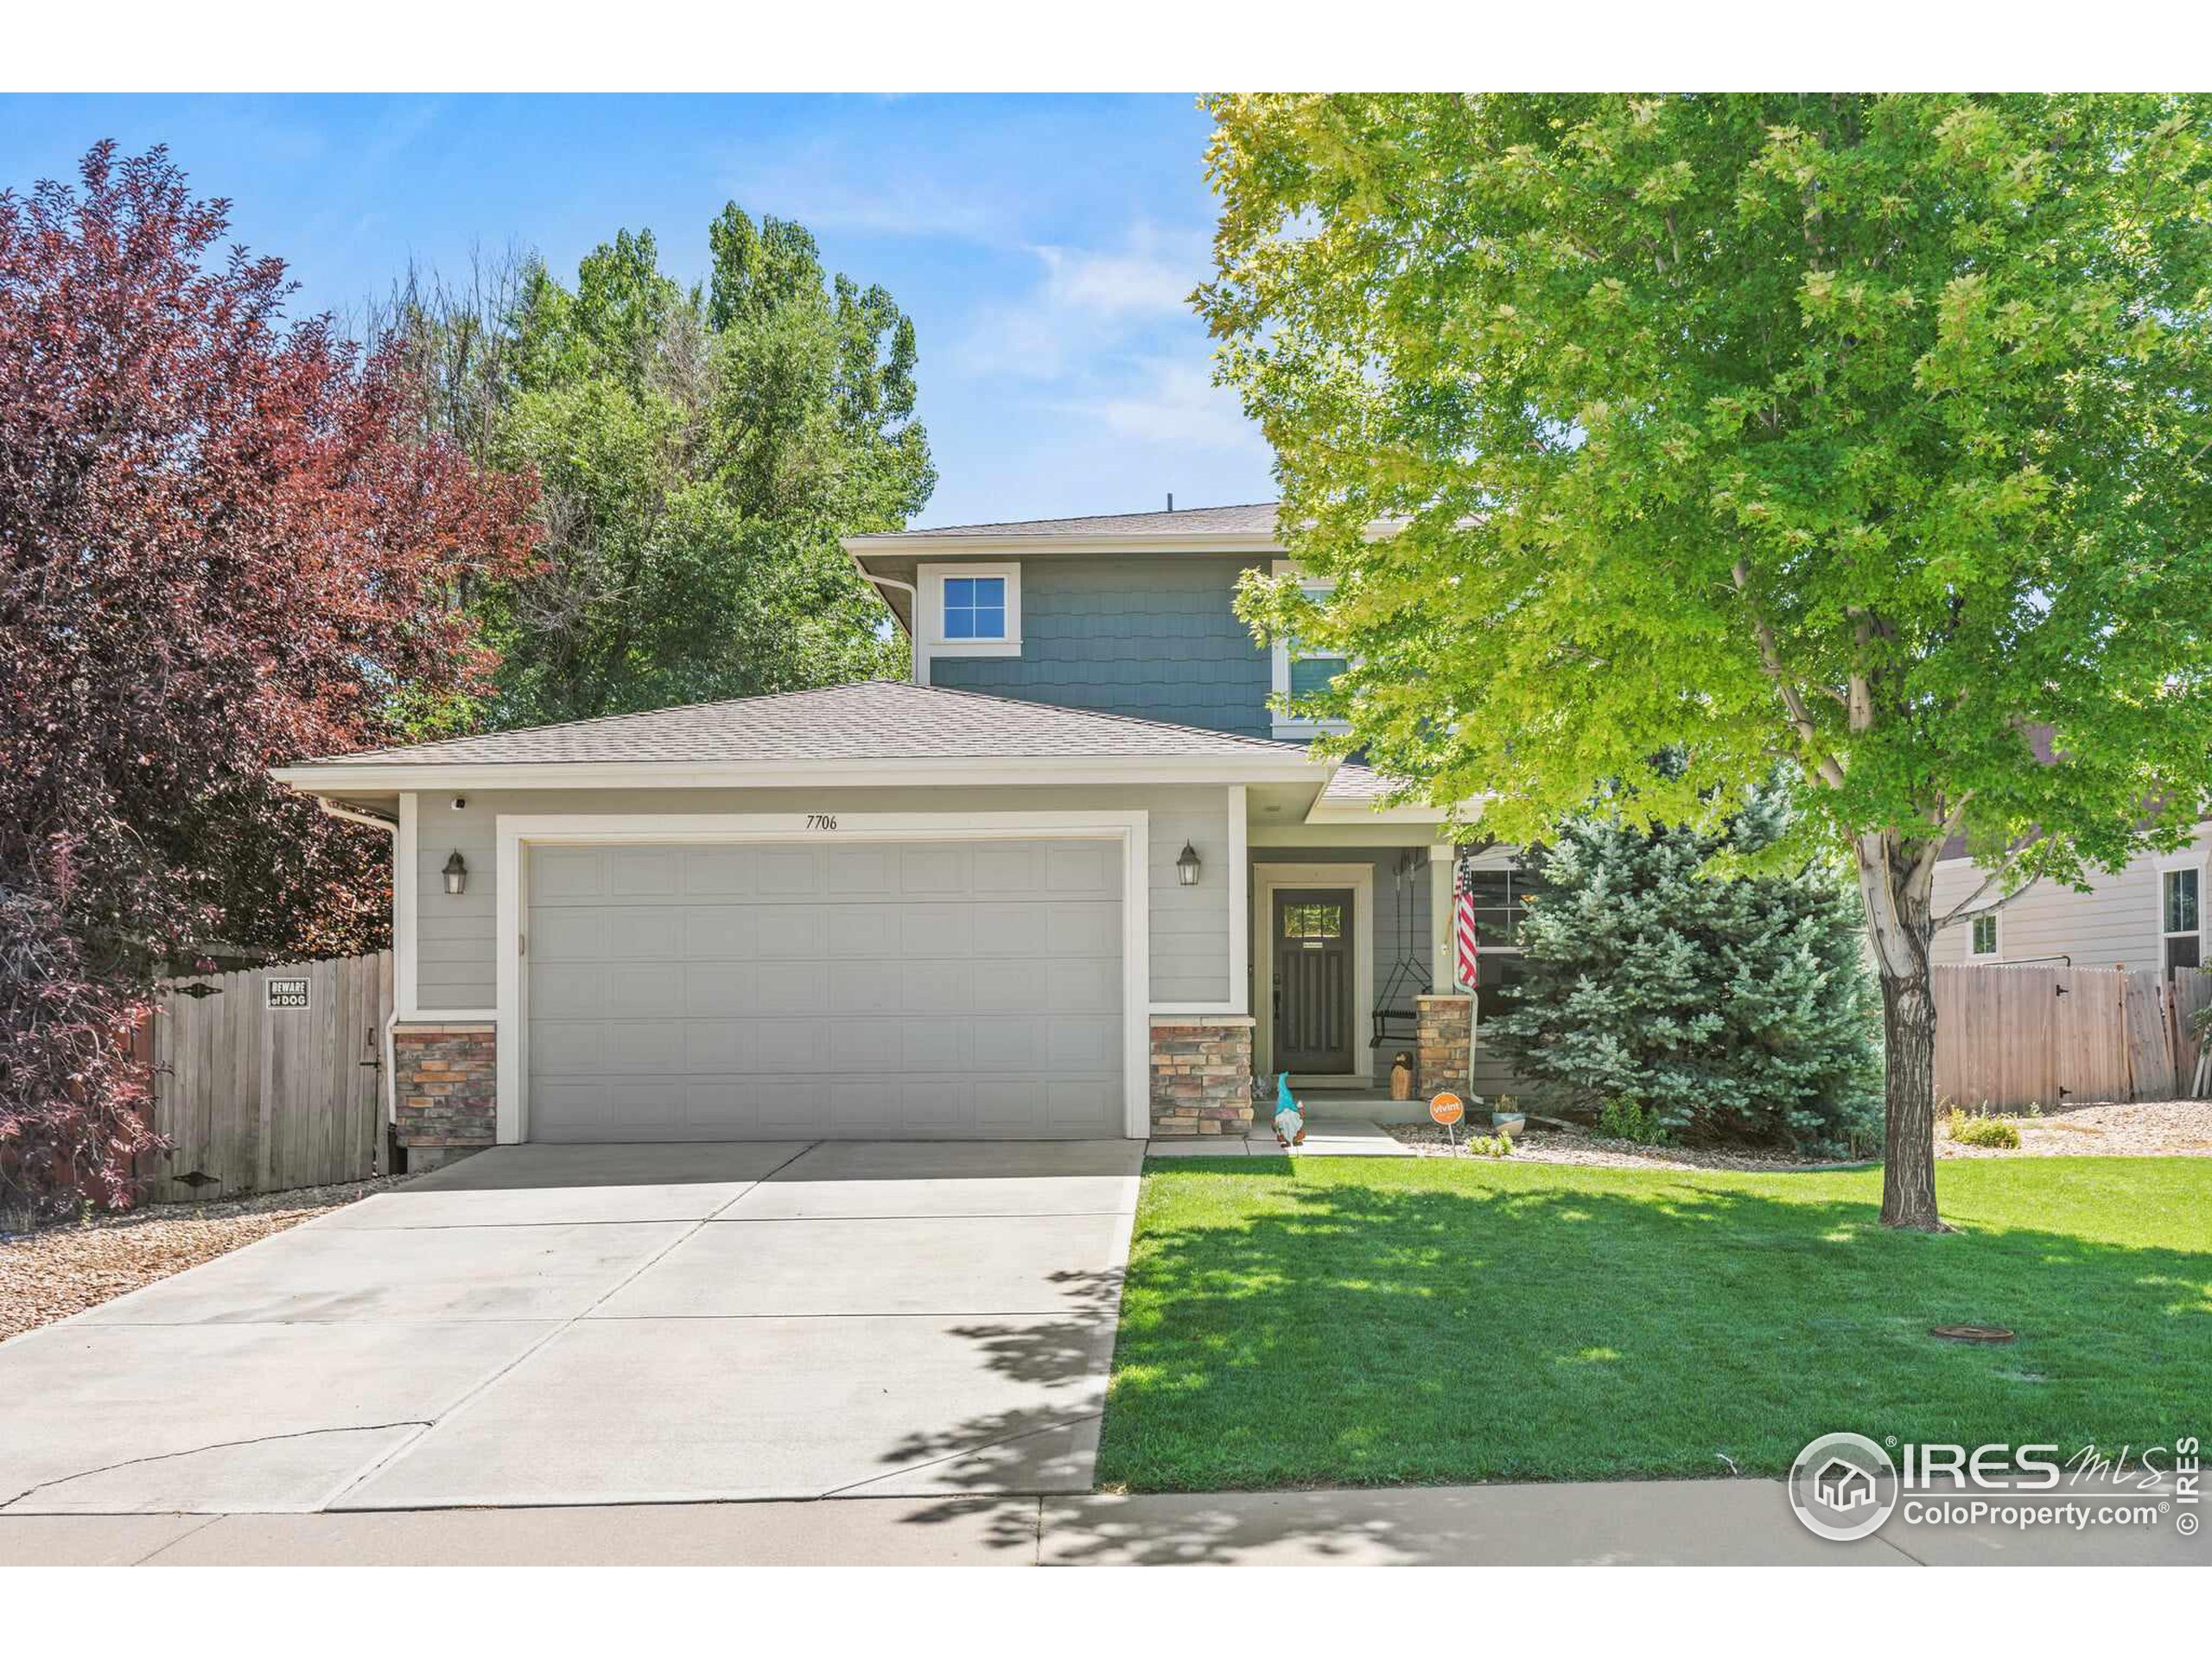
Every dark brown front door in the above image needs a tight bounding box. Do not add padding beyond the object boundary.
[1274,888,1355,1074]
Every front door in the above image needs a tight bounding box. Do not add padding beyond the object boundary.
[1273,888,1356,1074]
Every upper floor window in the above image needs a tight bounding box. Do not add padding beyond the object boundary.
[1270,573,1351,739]
[944,575,1007,640]
[1969,911,1999,958]
[917,562,1021,664]
[2162,866,2200,977]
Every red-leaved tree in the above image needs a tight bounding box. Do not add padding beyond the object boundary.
[0,143,538,1214]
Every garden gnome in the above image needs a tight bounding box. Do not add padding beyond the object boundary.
[1389,1051,1414,1101]
[1274,1071,1306,1147]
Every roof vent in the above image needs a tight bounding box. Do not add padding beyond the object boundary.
[1166,493,1173,512]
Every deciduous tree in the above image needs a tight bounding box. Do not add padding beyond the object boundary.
[1202,94,2212,1227]
[0,144,537,1211]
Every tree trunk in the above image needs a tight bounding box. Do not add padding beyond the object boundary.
[1853,828,1945,1230]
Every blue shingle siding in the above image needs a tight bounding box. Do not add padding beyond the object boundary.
[928,555,1274,737]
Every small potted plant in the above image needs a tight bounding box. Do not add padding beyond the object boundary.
[1490,1094,1527,1138]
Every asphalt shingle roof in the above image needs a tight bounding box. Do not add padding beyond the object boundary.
[851,501,1282,541]
[301,680,1308,768]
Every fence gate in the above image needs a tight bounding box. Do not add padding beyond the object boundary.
[1933,962,2202,1113]
[145,951,392,1203]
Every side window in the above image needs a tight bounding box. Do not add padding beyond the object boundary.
[1969,912,1999,957]
[2162,867,2201,978]
[943,575,1006,641]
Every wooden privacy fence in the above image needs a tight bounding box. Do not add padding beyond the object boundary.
[1932,963,2212,1113]
[141,951,392,1203]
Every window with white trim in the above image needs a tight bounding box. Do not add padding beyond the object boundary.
[917,562,1021,660]
[1969,911,1999,958]
[1270,580,1352,739]
[2162,866,2200,977]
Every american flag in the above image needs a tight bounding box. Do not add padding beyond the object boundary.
[1454,861,1481,991]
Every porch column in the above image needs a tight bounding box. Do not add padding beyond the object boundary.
[1428,843,1456,991]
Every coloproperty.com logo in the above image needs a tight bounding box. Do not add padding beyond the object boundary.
[1786,1432,2202,1542]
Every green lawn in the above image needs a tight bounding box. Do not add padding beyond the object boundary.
[1095,1155,2211,1491]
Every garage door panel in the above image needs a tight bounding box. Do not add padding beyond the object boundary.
[683,906,758,958]
[683,1022,753,1071]
[747,962,828,1014]
[969,961,1051,1014]
[971,903,1049,957]
[527,836,1125,1141]
[683,963,755,1014]
[900,904,972,957]
[1048,1077,1122,1131]
[533,910,607,963]
[534,848,607,899]
[1047,1018,1120,1071]
[681,846,757,897]
[1046,903,1118,956]
[606,963,682,1017]
[604,1020,686,1072]
[826,845,895,893]
[753,1022,823,1072]
[607,909,682,960]
[898,1017,971,1071]
[608,847,680,896]
[755,907,827,958]
[827,960,902,1015]
[531,963,603,1020]
[971,842,1043,895]
[755,848,821,897]
[531,1020,604,1072]
[1047,957,1121,1014]
[1047,842,1114,894]
[971,1019,1046,1071]
[896,960,971,1014]
[898,844,969,894]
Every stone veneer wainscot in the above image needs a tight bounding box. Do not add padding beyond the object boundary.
[1148,1014,1255,1136]
[392,1022,497,1170]
[1414,995,1473,1096]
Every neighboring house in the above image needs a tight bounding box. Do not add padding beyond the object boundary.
[1930,827,2211,977]
[273,502,1503,1161]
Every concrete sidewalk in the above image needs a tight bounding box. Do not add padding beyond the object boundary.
[3,1478,2201,1566]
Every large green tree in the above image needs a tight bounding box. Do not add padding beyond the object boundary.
[381,207,933,728]
[1201,94,2212,1228]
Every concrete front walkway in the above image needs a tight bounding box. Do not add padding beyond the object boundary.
[1147,1117,1413,1158]
[0,1141,1140,1515]
[3,1478,2200,1566]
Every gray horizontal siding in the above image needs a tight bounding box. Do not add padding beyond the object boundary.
[926,555,1273,737]
[1929,833,2209,969]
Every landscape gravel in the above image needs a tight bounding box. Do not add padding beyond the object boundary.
[0,1174,410,1343]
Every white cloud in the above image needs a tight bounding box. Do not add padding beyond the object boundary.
[957,223,1208,381]
[1070,358,1268,455]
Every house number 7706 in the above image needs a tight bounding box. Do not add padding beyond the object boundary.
[805,814,839,830]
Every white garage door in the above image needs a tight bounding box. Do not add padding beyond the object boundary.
[524,837,1126,1141]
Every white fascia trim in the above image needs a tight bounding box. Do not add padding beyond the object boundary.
[845,532,1285,560]
[493,809,1154,1144]
[1250,860,1376,1084]
[1305,800,1458,826]
[395,791,420,1019]
[915,562,1022,661]
[274,754,1320,794]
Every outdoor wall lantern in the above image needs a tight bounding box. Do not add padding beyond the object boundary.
[1176,842,1202,887]
[442,850,468,896]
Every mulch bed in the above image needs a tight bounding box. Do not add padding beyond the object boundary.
[0,1174,410,1344]
[1390,1096,2212,1170]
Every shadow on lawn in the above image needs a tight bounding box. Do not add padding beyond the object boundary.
[891,1166,2210,1562]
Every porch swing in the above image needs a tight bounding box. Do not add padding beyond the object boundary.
[1370,847,1432,1048]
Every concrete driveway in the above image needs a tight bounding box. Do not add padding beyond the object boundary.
[0,1140,1140,1514]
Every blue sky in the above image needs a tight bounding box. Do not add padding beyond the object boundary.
[0,94,1276,528]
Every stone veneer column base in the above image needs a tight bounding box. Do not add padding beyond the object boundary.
[1414,995,1473,1097]
[1148,1014,1256,1137]
[393,1022,498,1166]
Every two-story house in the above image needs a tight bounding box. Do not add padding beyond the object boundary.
[273,502,1509,1164]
